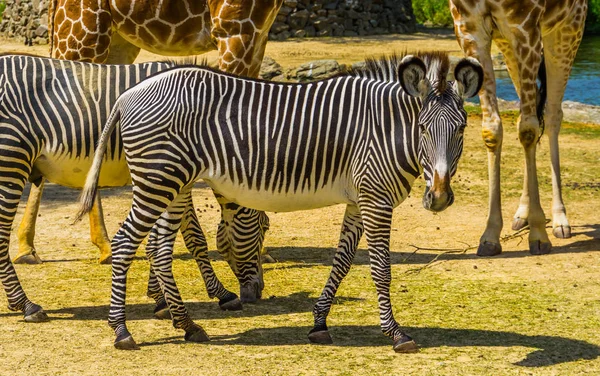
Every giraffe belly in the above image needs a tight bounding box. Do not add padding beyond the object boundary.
[34,153,131,189]
[116,29,216,57]
[204,178,355,212]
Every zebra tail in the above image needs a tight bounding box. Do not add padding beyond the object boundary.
[536,53,547,141]
[75,103,122,222]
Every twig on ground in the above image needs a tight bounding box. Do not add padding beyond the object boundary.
[402,222,547,275]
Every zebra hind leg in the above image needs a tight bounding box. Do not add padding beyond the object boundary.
[145,230,171,320]
[146,191,209,344]
[0,175,48,322]
[180,194,242,311]
[308,204,363,345]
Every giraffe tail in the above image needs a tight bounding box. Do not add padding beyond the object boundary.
[48,0,57,57]
[536,53,547,140]
[76,100,122,222]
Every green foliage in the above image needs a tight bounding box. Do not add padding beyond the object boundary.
[412,0,454,27]
[0,1,5,23]
[587,0,600,34]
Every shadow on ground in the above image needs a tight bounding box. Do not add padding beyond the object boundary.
[142,324,599,367]
[265,224,600,267]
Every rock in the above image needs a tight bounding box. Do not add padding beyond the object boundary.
[270,22,290,34]
[294,29,307,38]
[279,30,291,40]
[304,26,316,37]
[288,60,343,82]
[289,9,310,29]
[284,0,298,8]
[35,24,47,37]
[259,56,283,80]
[313,18,329,31]
[278,5,294,16]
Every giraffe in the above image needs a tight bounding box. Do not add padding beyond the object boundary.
[449,0,587,256]
[14,0,282,302]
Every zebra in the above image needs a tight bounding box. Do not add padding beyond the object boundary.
[78,51,483,351]
[0,54,264,323]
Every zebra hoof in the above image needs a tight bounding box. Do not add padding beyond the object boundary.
[99,255,112,265]
[240,282,261,304]
[153,299,171,320]
[184,327,210,343]
[308,330,333,344]
[393,335,419,353]
[529,240,552,255]
[477,241,502,257]
[114,335,140,350]
[24,304,49,323]
[219,293,243,311]
[553,225,572,239]
[13,252,42,265]
[511,217,528,231]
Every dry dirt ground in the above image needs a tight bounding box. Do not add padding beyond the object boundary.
[0,34,599,375]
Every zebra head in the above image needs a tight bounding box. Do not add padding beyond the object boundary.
[399,54,483,212]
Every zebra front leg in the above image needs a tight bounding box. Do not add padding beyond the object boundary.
[146,191,209,344]
[215,193,266,303]
[0,177,48,322]
[89,192,112,264]
[180,194,242,311]
[360,200,417,353]
[309,204,363,345]
[14,180,45,264]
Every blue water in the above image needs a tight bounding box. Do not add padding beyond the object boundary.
[491,36,600,105]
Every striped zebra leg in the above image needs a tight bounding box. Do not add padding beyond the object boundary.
[0,173,48,322]
[308,204,363,345]
[215,196,266,304]
[146,191,242,315]
[180,194,242,310]
[144,190,209,344]
[359,198,418,353]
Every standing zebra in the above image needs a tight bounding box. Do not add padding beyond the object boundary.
[0,54,253,323]
[79,51,483,351]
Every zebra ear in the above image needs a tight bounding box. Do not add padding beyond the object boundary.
[453,57,484,99]
[398,55,431,98]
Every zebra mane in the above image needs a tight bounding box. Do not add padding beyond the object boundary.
[349,51,450,93]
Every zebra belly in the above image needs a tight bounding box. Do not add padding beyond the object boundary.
[34,153,131,189]
[204,179,354,212]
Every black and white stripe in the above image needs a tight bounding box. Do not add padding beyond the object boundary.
[0,54,247,322]
[80,52,483,351]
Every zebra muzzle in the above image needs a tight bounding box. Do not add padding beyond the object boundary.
[422,172,454,212]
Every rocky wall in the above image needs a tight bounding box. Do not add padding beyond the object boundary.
[0,0,416,45]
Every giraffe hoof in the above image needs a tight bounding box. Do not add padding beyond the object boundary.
[261,253,276,264]
[184,326,210,343]
[477,241,502,257]
[511,218,528,231]
[553,225,572,239]
[114,335,140,350]
[99,256,112,265]
[393,334,419,353]
[529,240,552,255]
[308,329,333,344]
[13,252,42,265]
[24,304,49,323]
[153,299,171,320]
[219,293,243,311]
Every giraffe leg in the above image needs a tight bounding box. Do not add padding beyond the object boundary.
[454,24,504,256]
[496,18,550,254]
[358,198,417,353]
[179,192,242,311]
[145,190,209,344]
[104,33,141,64]
[541,22,584,239]
[309,204,363,345]
[14,180,45,264]
[494,39,532,232]
[89,192,112,264]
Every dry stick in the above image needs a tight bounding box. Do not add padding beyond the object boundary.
[403,220,551,275]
